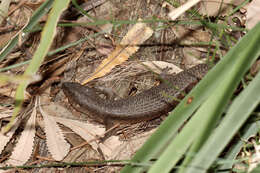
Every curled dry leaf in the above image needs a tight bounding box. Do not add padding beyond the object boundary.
[7,104,36,166]
[38,97,70,161]
[82,19,153,84]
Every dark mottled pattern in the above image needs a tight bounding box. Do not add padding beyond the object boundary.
[62,64,208,124]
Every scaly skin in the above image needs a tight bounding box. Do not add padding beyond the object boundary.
[62,64,209,127]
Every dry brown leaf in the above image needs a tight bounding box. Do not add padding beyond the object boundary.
[0,118,20,155]
[246,0,260,29]
[7,104,36,166]
[105,129,156,172]
[172,25,211,44]
[99,136,122,159]
[99,129,156,161]
[113,129,155,160]
[0,84,16,98]
[138,61,183,74]
[198,0,245,16]
[182,47,204,68]
[0,0,10,24]
[38,97,70,161]
[0,4,31,49]
[250,60,260,76]
[54,117,105,151]
[82,20,153,84]
[40,103,75,120]
[0,52,22,68]
[0,168,10,173]
[0,109,12,118]
[0,73,41,87]
[248,140,260,171]
[43,102,109,154]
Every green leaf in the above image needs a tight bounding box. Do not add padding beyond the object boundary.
[183,70,260,173]
[121,22,260,173]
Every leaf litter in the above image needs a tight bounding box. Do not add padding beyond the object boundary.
[0,0,258,172]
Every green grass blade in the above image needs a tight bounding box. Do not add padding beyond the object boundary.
[0,36,18,62]
[23,0,54,33]
[47,31,104,56]
[184,72,260,173]
[0,0,54,62]
[121,22,260,173]
[218,121,260,172]
[177,66,243,172]
[0,60,31,72]
[24,0,69,75]
[149,47,256,173]
[1,0,70,133]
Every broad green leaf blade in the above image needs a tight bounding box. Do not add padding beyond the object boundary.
[177,65,242,172]
[1,0,70,133]
[121,22,260,173]
[178,22,260,172]
[184,72,260,173]
[149,43,255,173]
